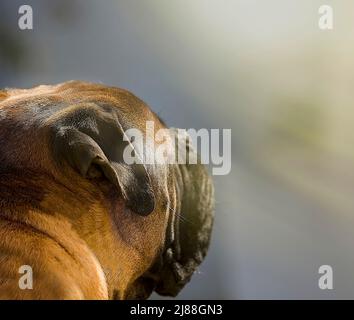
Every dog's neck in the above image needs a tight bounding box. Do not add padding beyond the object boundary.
[0,169,118,297]
[0,168,165,299]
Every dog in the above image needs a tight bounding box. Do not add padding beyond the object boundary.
[0,81,214,299]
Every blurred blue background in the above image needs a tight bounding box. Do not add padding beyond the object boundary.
[1,0,354,299]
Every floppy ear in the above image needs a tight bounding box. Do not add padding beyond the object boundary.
[153,129,214,296]
[50,105,155,216]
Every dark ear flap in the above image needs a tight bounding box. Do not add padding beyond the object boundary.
[50,105,155,216]
[153,129,214,296]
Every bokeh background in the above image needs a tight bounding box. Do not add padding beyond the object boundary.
[1,0,354,299]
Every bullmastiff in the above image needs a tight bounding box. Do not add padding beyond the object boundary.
[0,81,214,299]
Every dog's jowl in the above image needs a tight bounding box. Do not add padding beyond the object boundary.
[0,81,214,300]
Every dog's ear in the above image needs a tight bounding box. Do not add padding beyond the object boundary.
[50,104,155,216]
[152,129,214,296]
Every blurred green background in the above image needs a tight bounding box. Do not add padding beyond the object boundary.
[1,0,354,299]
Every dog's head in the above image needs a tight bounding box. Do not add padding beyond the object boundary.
[0,81,214,299]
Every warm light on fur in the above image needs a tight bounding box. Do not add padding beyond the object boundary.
[0,81,214,300]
